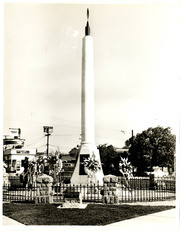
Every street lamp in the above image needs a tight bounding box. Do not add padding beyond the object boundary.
[43,126,53,157]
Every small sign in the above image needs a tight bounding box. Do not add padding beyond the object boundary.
[9,128,21,138]
[16,150,30,154]
[64,192,80,199]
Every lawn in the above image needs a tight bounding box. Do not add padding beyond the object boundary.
[3,203,175,226]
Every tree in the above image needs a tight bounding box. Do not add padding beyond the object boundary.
[126,126,176,174]
[97,144,129,175]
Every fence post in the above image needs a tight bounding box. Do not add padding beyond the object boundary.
[149,174,155,190]
[97,181,99,202]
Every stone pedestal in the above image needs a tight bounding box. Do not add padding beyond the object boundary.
[35,174,53,204]
[59,191,88,209]
[102,175,119,204]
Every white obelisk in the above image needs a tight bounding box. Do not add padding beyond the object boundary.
[71,9,104,185]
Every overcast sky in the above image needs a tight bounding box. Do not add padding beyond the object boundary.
[3,2,180,153]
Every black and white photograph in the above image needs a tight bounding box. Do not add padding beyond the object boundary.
[1,0,180,230]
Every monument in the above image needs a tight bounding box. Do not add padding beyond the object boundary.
[71,9,104,185]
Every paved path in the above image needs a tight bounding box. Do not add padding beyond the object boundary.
[119,199,176,206]
[2,216,25,226]
[106,208,179,231]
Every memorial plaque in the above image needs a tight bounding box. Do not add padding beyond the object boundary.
[79,154,89,175]
[64,192,80,199]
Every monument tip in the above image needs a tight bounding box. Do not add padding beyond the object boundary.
[87,8,89,21]
[85,8,90,36]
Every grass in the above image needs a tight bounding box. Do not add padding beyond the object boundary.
[3,202,175,226]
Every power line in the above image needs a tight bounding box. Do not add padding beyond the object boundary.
[95,136,125,141]
[23,132,43,139]
[95,126,132,135]
[24,134,44,141]
[25,136,45,147]
[52,134,79,137]
[5,108,131,133]
[4,105,80,125]
[3,117,45,126]
[36,145,46,149]
[49,144,59,147]
[4,116,80,128]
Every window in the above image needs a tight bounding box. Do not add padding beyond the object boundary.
[12,160,16,168]
[11,160,16,171]
[21,159,25,167]
[16,161,21,171]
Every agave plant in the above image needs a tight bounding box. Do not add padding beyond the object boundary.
[119,157,133,192]
[119,157,133,179]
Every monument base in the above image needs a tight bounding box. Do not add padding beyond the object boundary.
[71,143,104,185]
[58,202,87,209]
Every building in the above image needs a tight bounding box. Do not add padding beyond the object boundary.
[3,128,36,175]
[3,148,36,175]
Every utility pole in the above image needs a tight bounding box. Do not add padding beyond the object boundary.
[132,130,134,146]
[43,126,53,157]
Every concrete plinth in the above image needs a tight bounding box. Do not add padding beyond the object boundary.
[71,143,104,185]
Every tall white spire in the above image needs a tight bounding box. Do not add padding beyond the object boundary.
[71,9,104,185]
[81,8,94,146]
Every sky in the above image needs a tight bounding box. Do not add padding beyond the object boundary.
[2,1,180,153]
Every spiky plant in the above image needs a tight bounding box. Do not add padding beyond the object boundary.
[119,157,133,192]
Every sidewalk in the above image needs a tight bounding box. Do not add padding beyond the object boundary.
[3,216,25,226]
[106,208,179,231]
